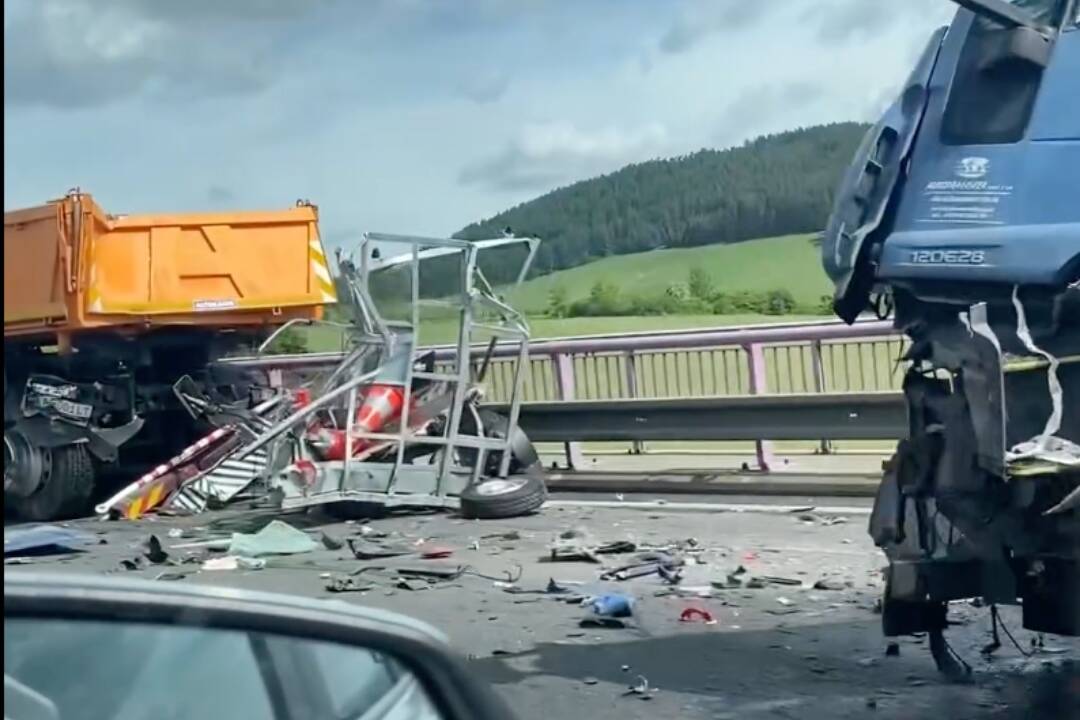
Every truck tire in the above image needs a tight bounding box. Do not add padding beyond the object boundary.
[459,470,547,520]
[12,445,95,521]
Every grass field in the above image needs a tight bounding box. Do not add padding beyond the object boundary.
[506,233,831,313]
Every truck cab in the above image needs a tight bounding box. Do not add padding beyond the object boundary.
[823,0,1079,677]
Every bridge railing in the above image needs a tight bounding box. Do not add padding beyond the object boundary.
[233,318,905,469]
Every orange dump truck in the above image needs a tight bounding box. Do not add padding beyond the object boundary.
[4,192,336,519]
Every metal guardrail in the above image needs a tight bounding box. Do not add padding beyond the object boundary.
[225,318,906,470]
[490,392,907,443]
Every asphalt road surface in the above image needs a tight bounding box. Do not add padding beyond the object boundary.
[8,497,1079,720]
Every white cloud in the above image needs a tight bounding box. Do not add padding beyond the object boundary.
[459,122,670,191]
[657,0,772,55]
[4,0,958,238]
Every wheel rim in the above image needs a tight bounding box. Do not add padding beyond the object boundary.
[473,478,529,497]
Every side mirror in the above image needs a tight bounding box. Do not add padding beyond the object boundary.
[4,573,516,720]
[977,25,1054,70]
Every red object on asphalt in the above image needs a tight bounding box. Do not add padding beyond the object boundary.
[679,606,716,624]
[420,546,454,559]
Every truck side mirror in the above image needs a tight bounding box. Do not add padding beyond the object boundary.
[977,24,1054,71]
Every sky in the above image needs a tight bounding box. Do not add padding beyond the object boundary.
[3,0,957,246]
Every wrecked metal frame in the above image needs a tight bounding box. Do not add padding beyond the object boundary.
[240,232,539,510]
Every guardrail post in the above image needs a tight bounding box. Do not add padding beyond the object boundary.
[809,339,832,455]
[553,353,584,469]
[745,342,774,472]
[624,351,644,455]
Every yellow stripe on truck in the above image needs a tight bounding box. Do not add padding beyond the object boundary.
[309,237,337,303]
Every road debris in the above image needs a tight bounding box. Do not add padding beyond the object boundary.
[348,538,416,559]
[420,546,454,559]
[228,520,319,557]
[142,535,170,564]
[588,593,635,618]
[679,606,717,625]
[624,675,656,701]
[4,525,100,557]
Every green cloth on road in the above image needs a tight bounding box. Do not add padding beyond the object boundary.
[228,520,318,558]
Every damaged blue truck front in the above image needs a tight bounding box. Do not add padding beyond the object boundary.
[824,0,1079,678]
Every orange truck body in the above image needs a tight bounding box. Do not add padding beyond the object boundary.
[4,192,335,341]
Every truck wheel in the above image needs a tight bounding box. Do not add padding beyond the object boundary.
[12,445,95,521]
[459,470,547,520]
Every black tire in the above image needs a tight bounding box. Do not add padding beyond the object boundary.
[458,407,540,476]
[459,470,547,520]
[11,444,96,521]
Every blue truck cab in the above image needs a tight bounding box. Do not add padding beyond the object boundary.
[825,0,1079,318]
[823,0,1080,674]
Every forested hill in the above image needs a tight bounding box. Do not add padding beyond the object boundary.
[455,122,869,277]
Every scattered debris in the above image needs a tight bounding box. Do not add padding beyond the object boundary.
[4,525,99,557]
[623,675,656,701]
[583,677,599,686]
[320,532,345,551]
[601,552,683,582]
[679,606,717,625]
[482,530,521,541]
[202,556,241,571]
[326,575,376,593]
[812,578,846,591]
[153,571,188,581]
[348,538,415,560]
[143,535,170,564]
[227,520,318,557]
[759,575,802,587]
[588,593,634,618]
[420,546,454,560]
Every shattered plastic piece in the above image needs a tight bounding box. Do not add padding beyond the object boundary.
[596,541,637,554]
[143,535,170,564]
[624,675,655,700]
[326,575,375,593]
[395,578,428,591]
[679,606,717,625]
[760,576,802,587]
[588,593,634,618]
[348,538,415,560]
[228,520,319,558]
[154,572,187,582]
[4,525,99,557]
[813,578,846,591]
[202,556,240,571]
[320,532,345,551]
[420,546,454,559]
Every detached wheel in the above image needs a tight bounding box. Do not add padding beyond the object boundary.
[11,444,96,521]
[459,471,547,520]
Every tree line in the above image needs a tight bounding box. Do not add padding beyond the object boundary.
[455,122,868,281]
